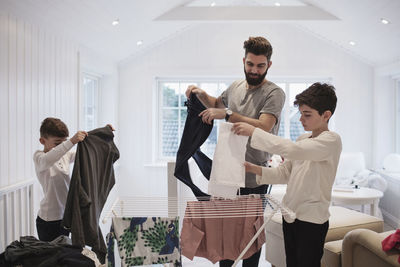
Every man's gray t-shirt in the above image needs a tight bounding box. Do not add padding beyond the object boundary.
[221,79,285,188]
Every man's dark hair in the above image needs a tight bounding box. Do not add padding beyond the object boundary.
[243,36,273,61]
[40,117,69,138]
[294,83,337,115]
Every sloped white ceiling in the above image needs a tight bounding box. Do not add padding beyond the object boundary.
[0,0,398,66]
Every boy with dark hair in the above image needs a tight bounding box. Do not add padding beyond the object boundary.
[232,83,342,267]
[34,117,87,242]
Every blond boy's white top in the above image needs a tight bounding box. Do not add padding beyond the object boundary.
[251,128,342,224]
[33,139,75,221]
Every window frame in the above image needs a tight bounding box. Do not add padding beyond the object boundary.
[154,77,238,162]
[273,77,333,140]
[80,72,100,131]
[154,76,333,162]
[396,79,400,153]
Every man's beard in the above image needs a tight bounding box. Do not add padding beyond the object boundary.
[244,67,268,86]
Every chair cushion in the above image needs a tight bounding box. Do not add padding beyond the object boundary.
[266,206,383,241]
[327,206,383,241]
[322,239,343,267]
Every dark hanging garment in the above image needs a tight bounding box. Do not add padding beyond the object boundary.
[62,126,119,264]
[174,93,213,199]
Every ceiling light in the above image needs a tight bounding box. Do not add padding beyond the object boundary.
[112,19,119,26]
[349,41,356,46]
[380,18,390,24]
[274,2,281,6]
[136,40,143,46]
[210,2,216,7]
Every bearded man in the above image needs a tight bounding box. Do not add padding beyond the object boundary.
[185,36,286,267]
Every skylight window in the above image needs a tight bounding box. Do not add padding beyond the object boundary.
[186,0,306,7]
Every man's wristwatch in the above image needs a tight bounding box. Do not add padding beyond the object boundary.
[225,108,233,121]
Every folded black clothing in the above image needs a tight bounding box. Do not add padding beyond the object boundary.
[0,236,94,267]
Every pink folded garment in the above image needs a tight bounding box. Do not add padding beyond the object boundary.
[180,197,265,263]
[381,229,400,263]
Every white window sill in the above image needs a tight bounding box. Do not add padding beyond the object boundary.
[144,162,171,168]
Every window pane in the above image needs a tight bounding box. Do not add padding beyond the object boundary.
[162,109,179,157]
[276,83,285,90]
[397,81,400,153]
[200,121,220,158]
[158,78,237,160]
[82,74,98,131]
[218,82,229,92]
[179,108,188,138]
[289,83,307,107]
[199,83,219,96]
[290,109,305,141]
[278,114,285,137]
[180,82,196,106]
[163,83,179,107]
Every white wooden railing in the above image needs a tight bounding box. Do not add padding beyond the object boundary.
[0,179,35,252]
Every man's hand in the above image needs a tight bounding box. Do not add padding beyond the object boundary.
[185,85,206,99]
[70,131,88,145]
[232,122,256,136]
[244,161,262,176]
[199,108,225,124]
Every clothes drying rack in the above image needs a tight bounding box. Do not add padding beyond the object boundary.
[102,194,295,267]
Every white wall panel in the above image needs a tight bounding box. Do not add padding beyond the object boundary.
[24,22,32,178]
[16,17,24,182]
[0,12,79,190]
[31,24,39,177]
[8,14,17,185]
[0,13,9,188]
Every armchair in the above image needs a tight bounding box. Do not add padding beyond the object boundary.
[323,229,399,267]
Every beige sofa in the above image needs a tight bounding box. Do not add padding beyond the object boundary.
[323,229,399,267]
[265,206,384,267]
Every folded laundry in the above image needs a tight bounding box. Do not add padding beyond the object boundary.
[106,217,181,267]
[180,196,265,263]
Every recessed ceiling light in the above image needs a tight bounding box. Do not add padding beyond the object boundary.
[349,41,356,46]
[381,18,390,24]
[137,40,143,46]
[210,2,216,7]
[112,19,119,26]
[274,2,281,6]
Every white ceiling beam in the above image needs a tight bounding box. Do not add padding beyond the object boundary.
[155,5,339,21]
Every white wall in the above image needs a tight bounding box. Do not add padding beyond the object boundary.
[0,12,119,243]
[0,12,79,188]
[373,61,400,168]
[118,23,374,197]
[79,45,119,141]
[78,45,120,236]
[373,75,396,168]
[0,12,79,242]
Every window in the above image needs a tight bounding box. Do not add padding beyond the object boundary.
[156,78,332,161]
[82,73,99,131]
[156,78,235,160]
[396,80,400,153]
[277,80,334,141]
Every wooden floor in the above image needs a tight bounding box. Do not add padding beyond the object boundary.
[181,245,272,267]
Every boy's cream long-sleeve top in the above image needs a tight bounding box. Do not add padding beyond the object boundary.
[33,140,75,221]
[251,128,342,224]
